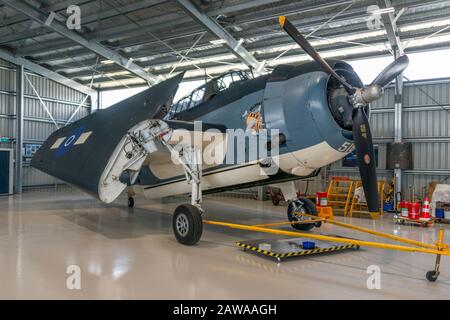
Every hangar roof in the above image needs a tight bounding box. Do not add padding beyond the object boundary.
[0,0,449,91]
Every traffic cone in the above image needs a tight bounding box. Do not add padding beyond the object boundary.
[419,197,431,221]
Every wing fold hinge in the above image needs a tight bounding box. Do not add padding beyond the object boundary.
[99,120,172,203]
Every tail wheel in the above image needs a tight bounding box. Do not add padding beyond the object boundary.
[128,197,134,208]
[287,197,318,231]
[173,204,203,246]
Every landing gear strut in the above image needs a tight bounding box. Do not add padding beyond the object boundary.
[426,228,445,282]
[160,140,204,246]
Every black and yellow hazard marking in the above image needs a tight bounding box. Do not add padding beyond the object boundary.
[236,242,360,260]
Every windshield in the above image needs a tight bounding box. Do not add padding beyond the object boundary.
[166,70,251,119]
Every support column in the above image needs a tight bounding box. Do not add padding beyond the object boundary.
[394,49,404,206]
[14,64,24,194]
[377,0,404,207]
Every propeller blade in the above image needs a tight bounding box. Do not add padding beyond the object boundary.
[279,16,355,94]
[370,55,409,88]
[352,107,379,213]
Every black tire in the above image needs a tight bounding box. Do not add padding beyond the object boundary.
[426,270,439,282]
[128,197,134,208]
[287,197,318,231]
[173,204,203,246]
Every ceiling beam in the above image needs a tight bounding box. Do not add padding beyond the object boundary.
[11,0,363,57]
[0,0,167,46]
[50,11,450,80]
[0,47,96,96]
[377,0,404,54]
[11,0,281,55]
[0,0,159,84]
[175,0,267,74]
[0,0,92,27]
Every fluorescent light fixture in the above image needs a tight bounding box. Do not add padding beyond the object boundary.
[253,29,386,56]
[100,59,115,65]
[369,7,395,15]
[209,39,227,45]
[400,18,450,32]
[76,70,131,81]
[96,78,147,89]
[153,53,236,71]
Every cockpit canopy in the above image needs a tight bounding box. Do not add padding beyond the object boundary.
[166,70,251,119]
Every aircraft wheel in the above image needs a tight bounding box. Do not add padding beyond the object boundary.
[173,204,203,246]
[128,197,134,208]
[426,270,439,282]
[287,197,318,231]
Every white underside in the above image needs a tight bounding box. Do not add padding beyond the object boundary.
[139,140,346,199]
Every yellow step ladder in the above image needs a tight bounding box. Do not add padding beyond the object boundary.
[326,177,354,216]
[349,180,385,219]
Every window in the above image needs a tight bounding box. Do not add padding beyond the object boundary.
[166,71,251,119]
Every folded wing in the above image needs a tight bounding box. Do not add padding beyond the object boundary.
[31,73,184,201]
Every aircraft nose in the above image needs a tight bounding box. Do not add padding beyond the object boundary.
[328,86,354,131]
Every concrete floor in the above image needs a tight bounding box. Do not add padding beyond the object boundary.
[0,189,449,299]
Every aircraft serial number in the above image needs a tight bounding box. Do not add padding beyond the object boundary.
[338,141,355,153]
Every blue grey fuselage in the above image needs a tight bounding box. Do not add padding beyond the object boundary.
[136,61,363,193]
[31,61,363,201]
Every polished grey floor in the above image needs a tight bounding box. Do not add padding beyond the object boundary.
[0,189,449,299]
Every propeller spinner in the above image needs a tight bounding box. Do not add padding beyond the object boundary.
[279,16,409,213]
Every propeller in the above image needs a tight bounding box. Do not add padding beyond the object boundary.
[279,16,409,213]
[370,55,409,87]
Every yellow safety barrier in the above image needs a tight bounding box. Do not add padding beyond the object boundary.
[203,205,450,281]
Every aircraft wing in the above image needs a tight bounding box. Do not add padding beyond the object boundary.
[31,73,184,202]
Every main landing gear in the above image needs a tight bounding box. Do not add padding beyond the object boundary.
[275,182,321,231]
[173,204,203,245]
[159,139,204,246]
[287,197,321,231]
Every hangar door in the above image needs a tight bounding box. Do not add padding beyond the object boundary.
[0,149,12,195]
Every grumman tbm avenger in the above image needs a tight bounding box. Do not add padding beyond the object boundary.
[32,17,409,246]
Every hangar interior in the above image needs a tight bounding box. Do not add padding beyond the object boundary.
[0,0,450,299]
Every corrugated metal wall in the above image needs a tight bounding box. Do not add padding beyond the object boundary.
[0,59,92,188]
[328,79,450,197]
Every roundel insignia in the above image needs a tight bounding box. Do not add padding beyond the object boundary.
[55,126,85,158]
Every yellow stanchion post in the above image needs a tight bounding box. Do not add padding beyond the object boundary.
[426,228,447,281]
